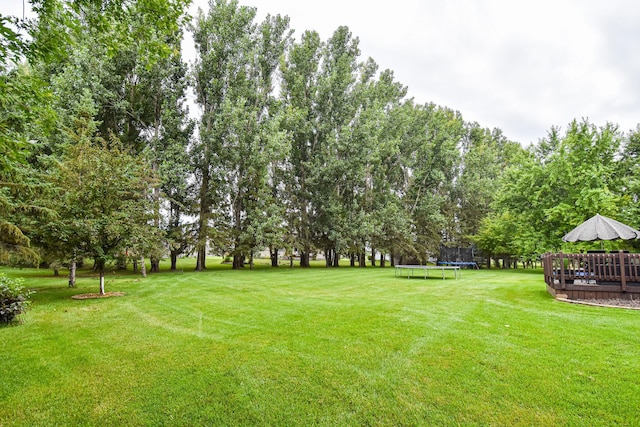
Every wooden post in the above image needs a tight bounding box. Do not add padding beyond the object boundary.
[559,251,566,289]
[619,250,627,292]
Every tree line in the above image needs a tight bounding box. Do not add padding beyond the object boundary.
[2,0,640,288]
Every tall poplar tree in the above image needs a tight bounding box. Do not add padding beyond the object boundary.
[193,0,291,269]
[280,30,323,267]
[308,26,362,267]
[455,124,523,244]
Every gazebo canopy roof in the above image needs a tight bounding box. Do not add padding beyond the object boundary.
[562,214,640,242]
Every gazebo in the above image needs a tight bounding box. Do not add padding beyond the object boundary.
[542,214,640,300]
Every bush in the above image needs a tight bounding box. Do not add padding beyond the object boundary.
[0,274,33,324]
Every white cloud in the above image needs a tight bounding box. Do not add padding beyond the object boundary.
[231,0,640,143]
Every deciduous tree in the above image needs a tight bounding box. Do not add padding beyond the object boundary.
[51,139,158,294]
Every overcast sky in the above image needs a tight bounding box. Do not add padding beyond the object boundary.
[187,0,640,145]
[6,0,640,145]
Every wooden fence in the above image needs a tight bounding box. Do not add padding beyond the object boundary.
[542,251,640,300]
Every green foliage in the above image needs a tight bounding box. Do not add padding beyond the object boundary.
[618,126,640,225]
[16,0,194,275]
[0,221,36,265]
[0,63,55,265]
[0,15,28,66]
[0,65,55,174]
[539,120,622,234]
[46,138,160,293]
[0,274,33,324]
[456,125,524,243]
[403,103,464,254]
[475,118,628,260]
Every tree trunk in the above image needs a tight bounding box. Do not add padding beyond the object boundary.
[68,258,76,288]
[249,252,254,270]
[390,251,396,267]
[371,248,376,267]
[170,252,178,271]
[133,258,138,273]
[196,167,210,272]
[300,251,310,268]
[140,255,147,278]
[99,270,105,295]
[359,251,366,268]
[325,248,334,268]
[196,247,207,271]
[270,246,278,267]
[350,253,356,267]
[233,253,244,270]
[232,198,244,270]
[333,251,339,267]
[150,257,160,273]
[380,253,386,268]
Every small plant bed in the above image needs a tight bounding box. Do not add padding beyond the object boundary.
[71,292,125,300]
[557,296,640,310]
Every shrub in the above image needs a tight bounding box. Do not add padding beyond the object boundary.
[0,274,33,324]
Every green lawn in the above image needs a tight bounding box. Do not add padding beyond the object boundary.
[2,260,640,426]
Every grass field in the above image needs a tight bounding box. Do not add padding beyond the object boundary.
[2,259,640,426]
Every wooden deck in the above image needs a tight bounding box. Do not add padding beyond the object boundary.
[542,251,640,300]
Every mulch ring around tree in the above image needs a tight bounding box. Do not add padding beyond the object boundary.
[71,292,125,300]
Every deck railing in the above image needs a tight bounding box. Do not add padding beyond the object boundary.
[542,251,640,299]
